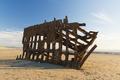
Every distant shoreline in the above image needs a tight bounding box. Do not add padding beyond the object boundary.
[0,47,120,55]
[93,52,120,55]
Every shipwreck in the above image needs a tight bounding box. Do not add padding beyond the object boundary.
[16,16,98,69]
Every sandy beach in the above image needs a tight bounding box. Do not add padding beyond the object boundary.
[0,48,120,80]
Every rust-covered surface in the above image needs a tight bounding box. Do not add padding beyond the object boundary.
[16,16,98,69]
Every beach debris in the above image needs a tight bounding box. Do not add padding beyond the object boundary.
[16,16,98,69]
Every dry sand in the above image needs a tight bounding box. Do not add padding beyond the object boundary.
[0,48,120,80]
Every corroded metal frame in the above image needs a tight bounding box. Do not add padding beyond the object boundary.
[16,16,98,69]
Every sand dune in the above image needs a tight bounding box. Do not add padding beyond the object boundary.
[0,48,120,80]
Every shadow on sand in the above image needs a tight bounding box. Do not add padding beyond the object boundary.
[0,59,67,69]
